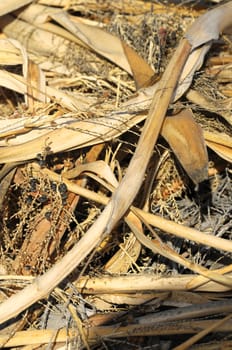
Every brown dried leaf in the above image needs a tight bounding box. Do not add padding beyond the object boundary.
[161,109,208,184]
[121,41,154,89]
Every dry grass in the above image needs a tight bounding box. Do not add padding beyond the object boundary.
[0,1,231,349]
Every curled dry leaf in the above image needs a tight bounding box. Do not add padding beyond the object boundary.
[171,1,232,99]
[121,40,155,89]
[14,3,133,74]
[161,109,208,184]
[186,2,232,49]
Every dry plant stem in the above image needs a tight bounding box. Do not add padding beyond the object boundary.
[0,38,191,324]
[33,163,232,254]
[15,162,232,284]
[2,298,232,346]
[1,317,232,347]
[136,299,232,324]
[187,265,232,290]
[21,163,232,284]
[173,314,232,350]
[75,273,232,293]
[0,328,75,348]
[105,38,191,234]
[132,207,232,253]
[31,163,108,205]
[125,216,232,287]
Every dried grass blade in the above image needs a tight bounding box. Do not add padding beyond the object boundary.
[174,2,232,100]
[203,131,232,148]
[186,2,232,49]
[0,328,74,348]
[64,161,141,274]
[0,68,90,114]
[104,232,141,273]
[0,15,70,59]
[3,38,46,107]
[51,10,133,74]
[17,3,133,74]
[0,39,24,65]
[0,70,27,96]
[34,164,232,254]
[187,265,232,290]
[121,41,154,88]
[63,160,118,188]
[16,4,88,47]
[16,3,155,81]
[173,43,211,101]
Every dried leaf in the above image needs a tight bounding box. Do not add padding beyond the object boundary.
[0,39,24,65]
[0,111,144,163]
[106,39,191,233]
[173,43,211,101]
[206,140,232,163]
[0,0,32,16]
[0,3,231,325]
[203,130,232,162]
[15,3,133,74]
[0,15,70,59]
[12,3,156,82]
[174,1,232,101]
[161,109,208,184]
[186,2,232,49]
[121,41,154,89]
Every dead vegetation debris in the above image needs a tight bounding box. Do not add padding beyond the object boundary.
[0,0,231,349]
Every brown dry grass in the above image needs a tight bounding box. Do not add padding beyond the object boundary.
[0,1,231,349]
